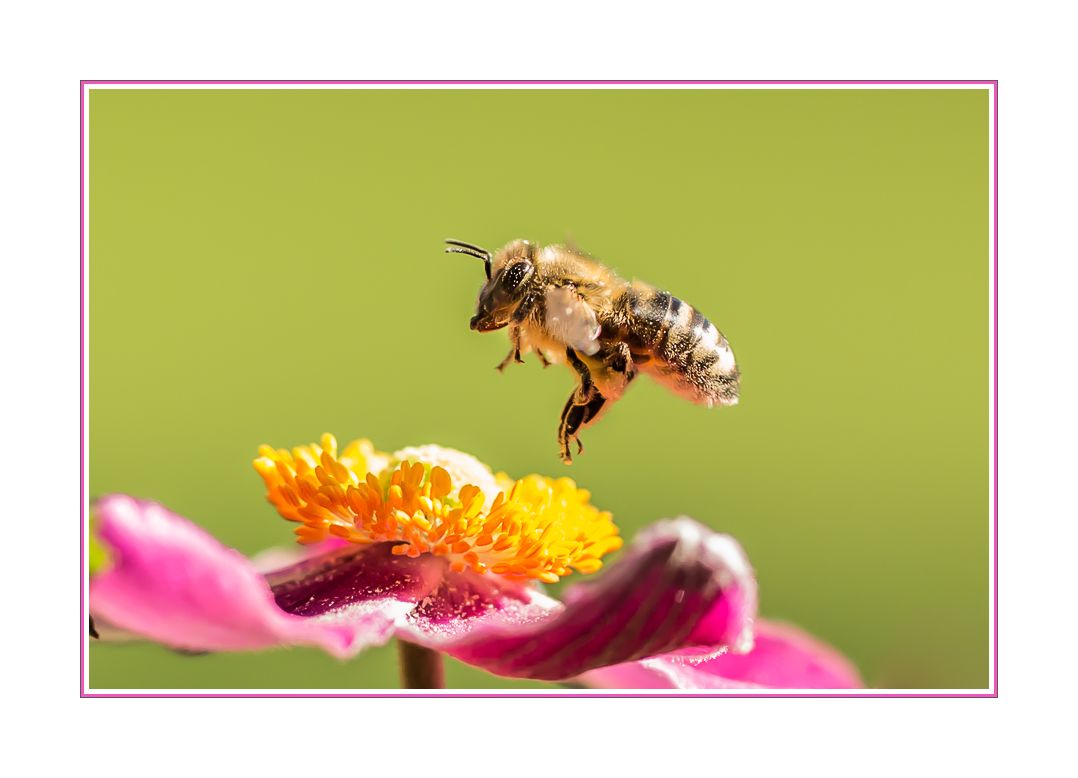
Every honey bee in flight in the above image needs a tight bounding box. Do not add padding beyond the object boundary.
[446,238,739,463]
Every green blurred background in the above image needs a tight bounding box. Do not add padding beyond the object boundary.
[88,88,989,689]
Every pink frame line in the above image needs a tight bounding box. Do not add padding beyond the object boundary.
[80,79,998,699]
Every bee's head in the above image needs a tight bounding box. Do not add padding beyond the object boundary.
[446,239,537,332]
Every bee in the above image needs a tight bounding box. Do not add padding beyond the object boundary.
[446,238,739,463]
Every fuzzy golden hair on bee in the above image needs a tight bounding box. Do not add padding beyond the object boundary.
[446,238,740,463]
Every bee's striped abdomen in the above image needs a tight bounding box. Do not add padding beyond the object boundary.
[628,284,739,407]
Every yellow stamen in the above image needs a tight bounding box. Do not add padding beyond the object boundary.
[253,436,622,583]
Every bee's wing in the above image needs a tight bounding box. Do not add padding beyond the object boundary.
[544,285,601,356]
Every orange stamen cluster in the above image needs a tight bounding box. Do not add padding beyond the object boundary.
[253,434,622,583]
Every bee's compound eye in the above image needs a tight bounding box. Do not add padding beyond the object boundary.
[501,261,532,293]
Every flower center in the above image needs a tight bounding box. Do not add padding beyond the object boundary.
[254,434,622,583]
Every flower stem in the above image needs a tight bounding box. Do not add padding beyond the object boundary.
[397,640,445,689]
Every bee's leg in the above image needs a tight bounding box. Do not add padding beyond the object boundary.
[565,347,596,401]
[495,326,526,372]
[498,300,541,372]
[495,344,522,372]
[557,347,599,462]
[559,391,608,462]
[536,349,551,368]
[558,393,579,463]
[557,343,638,462]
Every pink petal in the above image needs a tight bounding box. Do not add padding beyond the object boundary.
[394,569,560,648]
[89,495,430,659]
[266,541,444,621]
[408,518,758,681]
[579,619,863,689]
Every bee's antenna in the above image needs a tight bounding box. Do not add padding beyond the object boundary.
[445,239,492,280]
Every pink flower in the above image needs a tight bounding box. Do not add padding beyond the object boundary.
[88,437,861,689]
